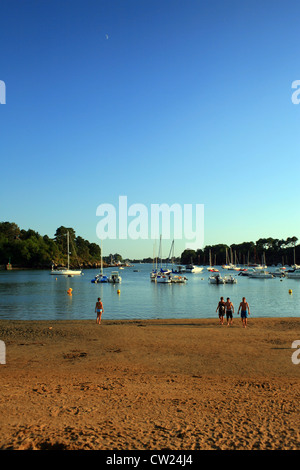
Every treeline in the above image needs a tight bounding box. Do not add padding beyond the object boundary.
[1,222,299,269]
[180,237,299,266]
[0,222,102,269]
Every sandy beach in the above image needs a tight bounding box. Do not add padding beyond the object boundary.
[0,317,299,450]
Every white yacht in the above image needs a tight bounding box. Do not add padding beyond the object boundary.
[51,231,82,276]
[51,266,82,276]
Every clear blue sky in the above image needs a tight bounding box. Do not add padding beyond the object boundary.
[1,0,300,259]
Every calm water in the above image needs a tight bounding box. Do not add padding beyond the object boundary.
[0,264,299,321]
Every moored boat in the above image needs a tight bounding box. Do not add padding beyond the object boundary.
[172,265,186,274]
[248,270,273,279]
[91,273,109,283]
[171,275,187,283]
[108,271,122,283]
[272,267,286,278]
[91,241,108,283]
[186,264,204,273]
[156,273,172,283]
[285,268,300,278]
[209,273,225,284]
[224,275,237,284]
[51,231,82,276]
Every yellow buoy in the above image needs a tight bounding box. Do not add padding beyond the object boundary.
[67,288,73,295]
[117,289,120,294]
[289,289,292,294]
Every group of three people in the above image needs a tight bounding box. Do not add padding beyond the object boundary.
[216,296,250,327]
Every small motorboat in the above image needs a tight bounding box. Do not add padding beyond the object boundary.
[91,273,109,283]
[272,268,286,278]
[248,270,273,279]
[285,268,300,279]
[223,275,237,284]
[108,271,122,283]
[208,273,225,284]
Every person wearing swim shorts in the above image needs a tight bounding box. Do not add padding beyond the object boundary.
[95,297,104,324]
[216,297,225,325]
[225,297,234,326]
[237,297,250,327]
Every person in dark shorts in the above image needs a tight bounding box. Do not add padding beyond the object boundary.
[225,297,234,326]
[216,297,225,325]
[237,297,250,327]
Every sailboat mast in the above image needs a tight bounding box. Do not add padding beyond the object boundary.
[159,234,162,269]
[67,231,70,270]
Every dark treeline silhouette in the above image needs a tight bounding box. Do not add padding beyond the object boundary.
[1,222,298,269]
[0,222,102,269]
[180,237,299,266]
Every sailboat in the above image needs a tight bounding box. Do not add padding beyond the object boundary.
[51,231,82,276]
[91,241,108,283]
[291,245,300,269]
[207,249,219,272]
[150,241,158,281]
[226,248,239,271]
[151,236,171,282]
[155,236,171,283]
[222,248,231,269]
[168,240,188,283]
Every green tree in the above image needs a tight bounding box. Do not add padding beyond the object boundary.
[180,249,197,265]
[0,222,20,240]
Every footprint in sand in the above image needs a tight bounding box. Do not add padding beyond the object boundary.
[63,350,88,360]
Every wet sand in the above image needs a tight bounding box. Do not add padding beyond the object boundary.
[0,318,299,450]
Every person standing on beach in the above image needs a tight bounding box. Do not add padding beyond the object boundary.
[95,297,104,324]
[225,297,234,326]
[216,297,225,325]
[237,297,250,327]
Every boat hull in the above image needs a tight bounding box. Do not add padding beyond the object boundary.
[186,265,204,273]
[209,275,225,284]
[224,276,237,284]
[248,273,273,279]
[51,270,82,276]
[156,275,171,283]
